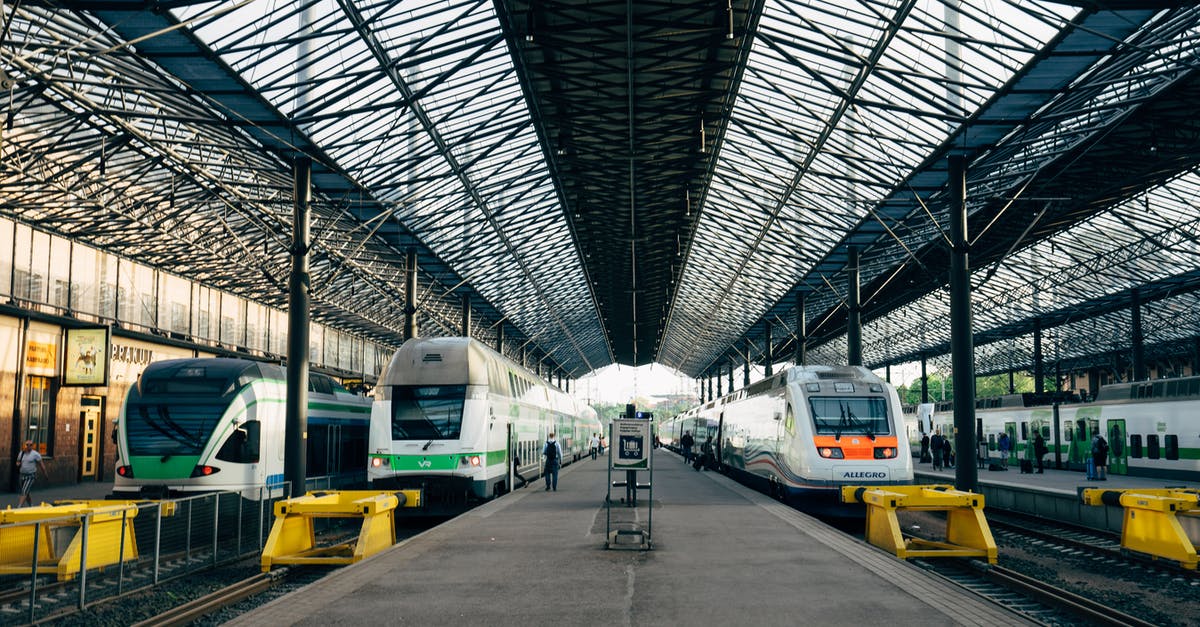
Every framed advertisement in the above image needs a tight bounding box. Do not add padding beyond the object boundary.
[63,326,111,386]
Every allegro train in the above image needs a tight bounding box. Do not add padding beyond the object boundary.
[113,358,371,500]
[907,375,1200,482]
[664,365,914,516]
[368,337,599,510]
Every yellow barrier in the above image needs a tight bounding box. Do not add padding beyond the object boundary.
[0,501,144,581]
[841,484,997,564]
[261,490,421,572]
[1080,488,1199,570]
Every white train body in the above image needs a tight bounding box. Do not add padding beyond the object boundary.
[113,358,370,500]
[664,365,913,516]
[369,337,599,508]
[905,376,1200,481]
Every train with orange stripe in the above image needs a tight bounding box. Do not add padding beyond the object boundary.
[663,365,913,516]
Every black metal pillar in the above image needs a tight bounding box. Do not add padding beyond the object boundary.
[404,249,418,340]
[764,321,774,376]
[885,364,891,384]
[948,155,977,492]
[847,246,862,366]
[1008,370,1015,394]
[743,341,751,386]
[1033,319,1044,394]
[727,360,734,392]
[285,156,312,498]
[461,294,471,337]
[496,323,505,356]
[716,366,723,397]
[1131,288,1145,381]
[795,292,807,366]
[920,355,929,404]
[707,374,714,402]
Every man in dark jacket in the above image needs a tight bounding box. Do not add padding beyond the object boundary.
[680,431,695,464]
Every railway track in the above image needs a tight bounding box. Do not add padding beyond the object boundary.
[899,507,1199,626]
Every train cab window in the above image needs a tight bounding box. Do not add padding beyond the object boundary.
[1165,434,1179,461]
[391,385,466,440]
[808,397,891,436]
[1147,434,1160,460]
[215,421,260,464]
[1129,434,1142,459]
[309,375,333,395]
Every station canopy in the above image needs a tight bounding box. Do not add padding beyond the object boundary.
[2,1,1199,380]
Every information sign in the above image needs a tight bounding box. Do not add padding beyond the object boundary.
[612,419,650,470]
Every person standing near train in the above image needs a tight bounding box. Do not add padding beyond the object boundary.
[680,431,695,465]
[543,432,563,491]
[589,433,600,460]
[929,430,944,471]
[1091,433,1109,481]
[998,431,1011,469]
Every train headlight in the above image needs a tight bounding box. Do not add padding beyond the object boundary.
[874,447,897,459]
[818,447,844,459]
[371,457,389,468]
[116,465,133,478]
[468,455,481,467]
[189,465,220,478]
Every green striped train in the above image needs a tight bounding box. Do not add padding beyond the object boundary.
[368,337,599,511]
[907,375,1200,481]
[113,358,371,500]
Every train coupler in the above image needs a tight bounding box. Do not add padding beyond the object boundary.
[1080,487,1199,570]
[841,484,997,564]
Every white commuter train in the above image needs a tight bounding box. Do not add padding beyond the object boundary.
[368,337,600,510]
[664,365,914,516]
[113,358,371,499]
[907,375,1200,481]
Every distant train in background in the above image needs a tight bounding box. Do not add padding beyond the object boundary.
[368,337,599,511]
[905,375,1200,481]
[113,358,371,500]
[663,365,914,516]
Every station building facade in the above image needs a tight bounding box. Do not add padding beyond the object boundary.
[0,217,392,494]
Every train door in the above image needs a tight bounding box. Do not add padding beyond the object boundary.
[79,395,103,479]
[1003,421,1017,467]
[1070,408,1101,469]
[1106,419,1127,475]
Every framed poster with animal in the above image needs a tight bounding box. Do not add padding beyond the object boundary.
[63,326,110,386]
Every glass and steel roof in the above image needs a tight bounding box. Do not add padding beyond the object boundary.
[2,1,1198,380]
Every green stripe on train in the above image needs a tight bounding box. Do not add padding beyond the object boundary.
[128,455,202,479]
[373,450,509,471]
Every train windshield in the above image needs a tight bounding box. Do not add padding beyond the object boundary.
[391,385,466,440]
[808,397,892,437]
[125,401,230,456]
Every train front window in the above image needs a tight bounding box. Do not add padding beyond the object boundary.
[125,401,228,456]
[391,385,465,440]
[809,397,891,438]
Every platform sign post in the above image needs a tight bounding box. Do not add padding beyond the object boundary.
[605,419,653,550]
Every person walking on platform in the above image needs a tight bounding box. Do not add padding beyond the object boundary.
[998,432,1010,469]
[941,434,953,469]
[680,431,695,464]
[920,432,930,464]
[695,436,714,471]
[589,433,600,460]
[1033,432,1048,474]
[15,440,48,508]
[977,435,988,470]
[543,433,562,491]
[512,454,528,489]
[1091,433,1109,481]
[929,431,943,471]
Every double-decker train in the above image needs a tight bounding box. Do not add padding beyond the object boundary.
[368,337,599,511]
[112,358,371,499]
[907,375,1200,482]
[664,365,914,516]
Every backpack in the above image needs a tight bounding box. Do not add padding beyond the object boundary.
[1097,437,1109,457]
[544,441,558,463]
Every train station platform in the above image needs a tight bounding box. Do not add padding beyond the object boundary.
[229,454,1031,626]
[915,461,1200,533]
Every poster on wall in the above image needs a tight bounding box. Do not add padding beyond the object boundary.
[63,326,110,386]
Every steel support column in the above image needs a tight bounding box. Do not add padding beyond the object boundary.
[948,155,977,492]
[461,294,471,337]
[743,341,751,386]
[716,367,723,397]
[404,250,418,340]
[1033,319,1044,394]
[847,246,862,367]
[727,360,734,392]
[764,321,773,376]
[920,355,928,404]
[1131,288,1145,381]
[496,323,505,357]
[285,156,312,498]
[795,292,807,366]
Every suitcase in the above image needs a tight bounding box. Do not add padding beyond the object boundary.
[1019,459,1033,474]
[1086,457,1096,480]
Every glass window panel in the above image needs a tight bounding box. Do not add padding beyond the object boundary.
[310,324,324,366]
[0,218,12,299]
[158,272,192,335]
[48,235,70,310]
[246,300,267,351]
[12,223,32,302]
[220,293,246,347]
[28,230,50,306]
[70,244,101,316]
